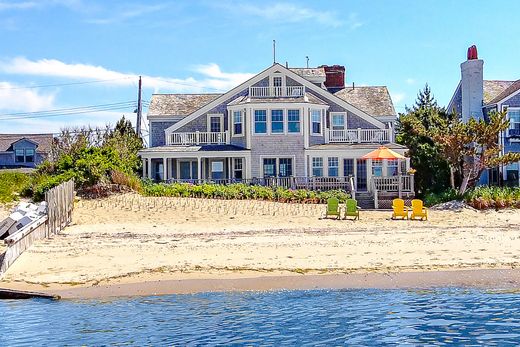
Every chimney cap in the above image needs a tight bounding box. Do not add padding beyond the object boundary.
[467,45,478,60]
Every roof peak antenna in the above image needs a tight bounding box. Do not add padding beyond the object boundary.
[306,56,309,68]
[273,40,276,65]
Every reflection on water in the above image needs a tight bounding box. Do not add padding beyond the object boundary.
[1,288,520,346]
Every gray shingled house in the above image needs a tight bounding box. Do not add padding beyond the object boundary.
[447,46,520,186]
[139,63,413,201]
[0,134,53,168]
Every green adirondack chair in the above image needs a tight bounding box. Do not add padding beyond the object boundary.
[344,199,360,220]
[325,197,340,219]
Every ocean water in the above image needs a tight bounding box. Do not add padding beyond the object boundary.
[1,288,520,346]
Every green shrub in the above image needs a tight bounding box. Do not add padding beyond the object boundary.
[465,186,520,210]
[423,189,463,207]
[0,171,31,204]
[141,181,350,204]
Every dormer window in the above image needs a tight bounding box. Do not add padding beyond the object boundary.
[273,76,282,96]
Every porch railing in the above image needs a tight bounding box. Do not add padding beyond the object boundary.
[328,128,392,143]
[249,86,305,98]
[166,131,229,146]
[371,175,414,193]
[166,176,353,191]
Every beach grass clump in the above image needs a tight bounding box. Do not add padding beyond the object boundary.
[0,171,32,204]
[141,181,350,204]
[464,186,520,210]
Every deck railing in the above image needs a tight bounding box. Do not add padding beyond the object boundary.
[328,128,392,143]
[166,176,353,191]
[249,86,305,98]
[371,175,414,193]
[166,131,229,146]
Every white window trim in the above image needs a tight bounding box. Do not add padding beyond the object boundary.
[270,109,286,134]
[287,108,303,135]
[330,112,347,130]
[311,109,324,136]
[327,156,339,176]
[253,109,269,136]
[259,155,296,177]
[311,156,324,177]
[505,106,520,142]
[207,113,224,133]
[231,110,244,137]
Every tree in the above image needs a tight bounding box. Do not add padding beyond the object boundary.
[396,85,452,195]
[431,111,520,194]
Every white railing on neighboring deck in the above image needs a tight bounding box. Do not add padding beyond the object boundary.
[328,128,392,143]
[166,131,229,146]
[249,86,305,98]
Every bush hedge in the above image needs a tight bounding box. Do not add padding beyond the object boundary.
[464,186,520,209]
[142,181,350,204]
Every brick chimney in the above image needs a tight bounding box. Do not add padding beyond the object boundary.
[319,65,345,93]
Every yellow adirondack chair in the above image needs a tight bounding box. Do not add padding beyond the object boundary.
[325,197,341,219]
[410,199,428,220]
[392,198,409,220]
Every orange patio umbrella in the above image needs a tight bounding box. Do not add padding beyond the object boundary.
[361,146,405,160]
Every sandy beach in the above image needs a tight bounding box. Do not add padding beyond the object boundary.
[0,194,519,297]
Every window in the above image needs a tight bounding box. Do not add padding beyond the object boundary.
[254,110,267,134]
[271,110,284,133]
[287,110,300,133]
[311,110,322,135]
[25,149,35,163]
[15,149,24,163]
[328,157,339,177]
[233,111,243,135]
[209,115,222,133]
[211,161,224,179]
[372,159,383,177]
[357,159,367,190]
[343,159,354,177]
[387,159,398,176]
[233,158,243,179]
[273,76,283,96]
[312,157,323,177]
[279,158,293,177]
[332,113,345,130]
[508,110,520,136]
[263,158,277,177]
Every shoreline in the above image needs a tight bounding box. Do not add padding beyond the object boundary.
[3,268,520,299]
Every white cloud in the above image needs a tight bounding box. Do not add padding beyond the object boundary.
[85,3,167,25]
[346,13,363,30]
[0,57,255,93]
[0,1,38,11]
[406,78,416,85]
[219,2,343,27]
[391,92,406,104]
[0,81,56,112]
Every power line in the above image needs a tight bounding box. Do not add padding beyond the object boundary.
[0,106,136,121]
[0,101,135,118]
[0,77,134,90]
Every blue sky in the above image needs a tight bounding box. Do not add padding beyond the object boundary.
[0,0,519,135]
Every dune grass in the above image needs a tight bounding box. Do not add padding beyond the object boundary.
[0,171,31,204]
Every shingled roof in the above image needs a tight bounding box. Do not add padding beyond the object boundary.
[483,80,515,104]
[148,94,221,118]
[289,67,326,78]
[0,134,53,153]
[334,86,396,117]
[487,79,520,104]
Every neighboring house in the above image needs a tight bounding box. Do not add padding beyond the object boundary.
[0,134,53,169]
[447,45,520,186]
[139,63,412,199]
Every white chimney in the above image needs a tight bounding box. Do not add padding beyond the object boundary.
[460,45,484,122]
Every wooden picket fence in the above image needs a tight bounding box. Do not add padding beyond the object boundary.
[0,180,74,275]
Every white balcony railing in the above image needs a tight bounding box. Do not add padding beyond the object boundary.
[249,86,305,98]
[328,128,392,143]
[166,131,229,146]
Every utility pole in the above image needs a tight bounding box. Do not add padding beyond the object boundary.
[136,75,142,138]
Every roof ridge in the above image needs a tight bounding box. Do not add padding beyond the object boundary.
[151,93,222,96]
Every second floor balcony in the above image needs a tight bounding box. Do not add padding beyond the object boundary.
[249,86,305,98]
[166,131,230,146]
[327,128,393,144]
